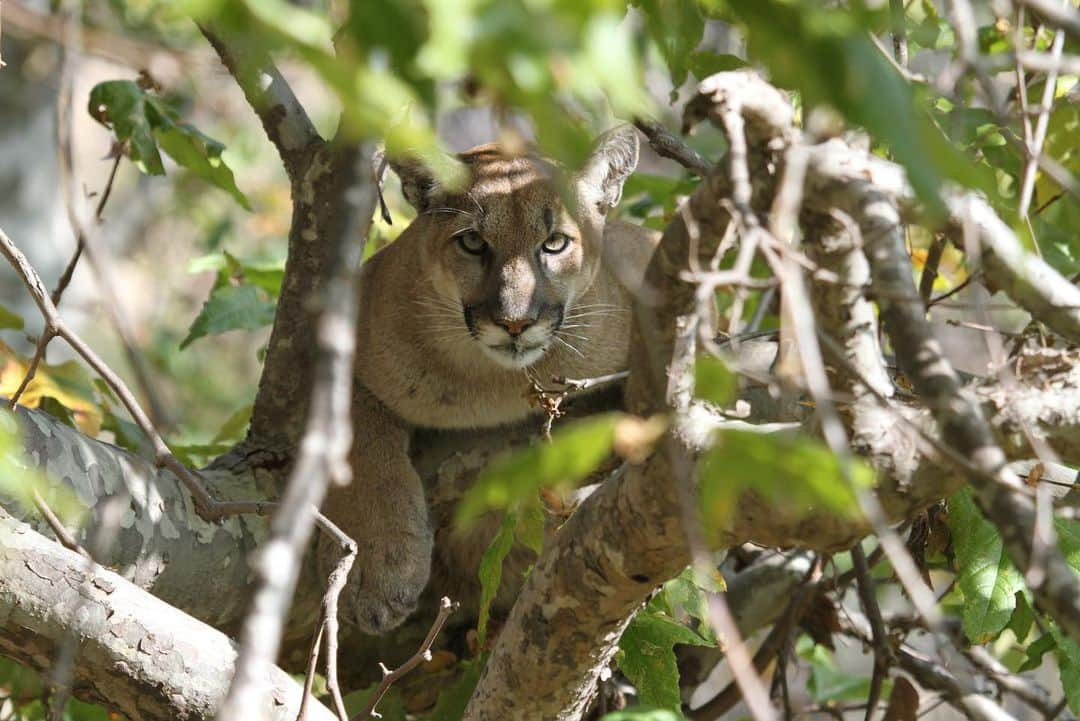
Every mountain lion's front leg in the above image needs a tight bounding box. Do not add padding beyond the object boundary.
[319,384,432,634]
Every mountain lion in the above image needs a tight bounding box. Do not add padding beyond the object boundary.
[323,126,659,633]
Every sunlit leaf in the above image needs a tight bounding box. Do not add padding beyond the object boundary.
[948,488,1025,643]
[716,0,991,213]
[699,429,871,537]
[694,354,736,406]
[455,413,620,526]
[477,511,516,646]
[0,408,84,526]
[0,341,104,436]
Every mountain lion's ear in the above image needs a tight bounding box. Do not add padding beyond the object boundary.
[577,125,640,215]
[388,157,441,212]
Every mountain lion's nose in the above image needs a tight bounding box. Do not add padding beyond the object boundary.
[495,317,535,337]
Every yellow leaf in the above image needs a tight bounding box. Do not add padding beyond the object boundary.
[0,341,103,436]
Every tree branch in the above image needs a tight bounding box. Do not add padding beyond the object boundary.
[199,23,322,182]
[0,510,337,721]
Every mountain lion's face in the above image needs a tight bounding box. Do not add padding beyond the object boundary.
[392,128,639,370]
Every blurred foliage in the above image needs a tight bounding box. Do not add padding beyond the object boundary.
[0,0,1078,717]
[699,430,874,537]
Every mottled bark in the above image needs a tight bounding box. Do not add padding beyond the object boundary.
[465,457,689,721]
[0,510,334,721]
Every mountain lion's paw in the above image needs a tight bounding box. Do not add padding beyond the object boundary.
[326,529,433,634]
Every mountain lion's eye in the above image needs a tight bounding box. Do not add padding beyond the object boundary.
[456,231,486,256]
[541,233,572,254]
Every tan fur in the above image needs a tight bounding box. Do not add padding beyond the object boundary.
[321,128,659,633]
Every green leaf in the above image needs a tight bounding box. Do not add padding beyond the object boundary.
[515,501,546,555]
[0,304,25,331]
[455,413,620,526]
[1050,624,1080,716]
[213,404,253,443]
[89,80,249,208]
[181,284,277,349]
[688,50,747,79]
[153,122,251,210]
[694,354,736,406]
[617,610,712,710]
[947,488,1026,643]
[1020,633,1056,673]
[699,430,871,537]
[659,566,723,641]
[0,408,84,526]
[1005,591,1036,642]
[800,640,887,703]
[477,511,517,646]
[89,80,165,175]
[189,250,286,297]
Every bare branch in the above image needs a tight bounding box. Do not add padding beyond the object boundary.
[352,597,458,721]
[200,23,322,181]
[634,117,712,177]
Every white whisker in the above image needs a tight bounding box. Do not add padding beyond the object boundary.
[553,335,585,359]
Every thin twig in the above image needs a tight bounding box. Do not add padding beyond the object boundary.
[689,558,821,720]
[1018,17,1068,219]
[296,622,326,721]
[851,544,890,721]
[8,329,54,410]
[553,370,630,391]
[927,270,980,309]
[1015,0,1080,40]
[351,597,458,721]
[31,490,89,559]
[633,117,712,177]
[50,153,121,307]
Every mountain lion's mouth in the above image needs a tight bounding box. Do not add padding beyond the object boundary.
[482,340,549,369]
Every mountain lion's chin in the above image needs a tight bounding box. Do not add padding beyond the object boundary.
[479,341,549,370]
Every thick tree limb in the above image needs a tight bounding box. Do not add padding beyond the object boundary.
[802,139,1080,345]
[0,510,336,721]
